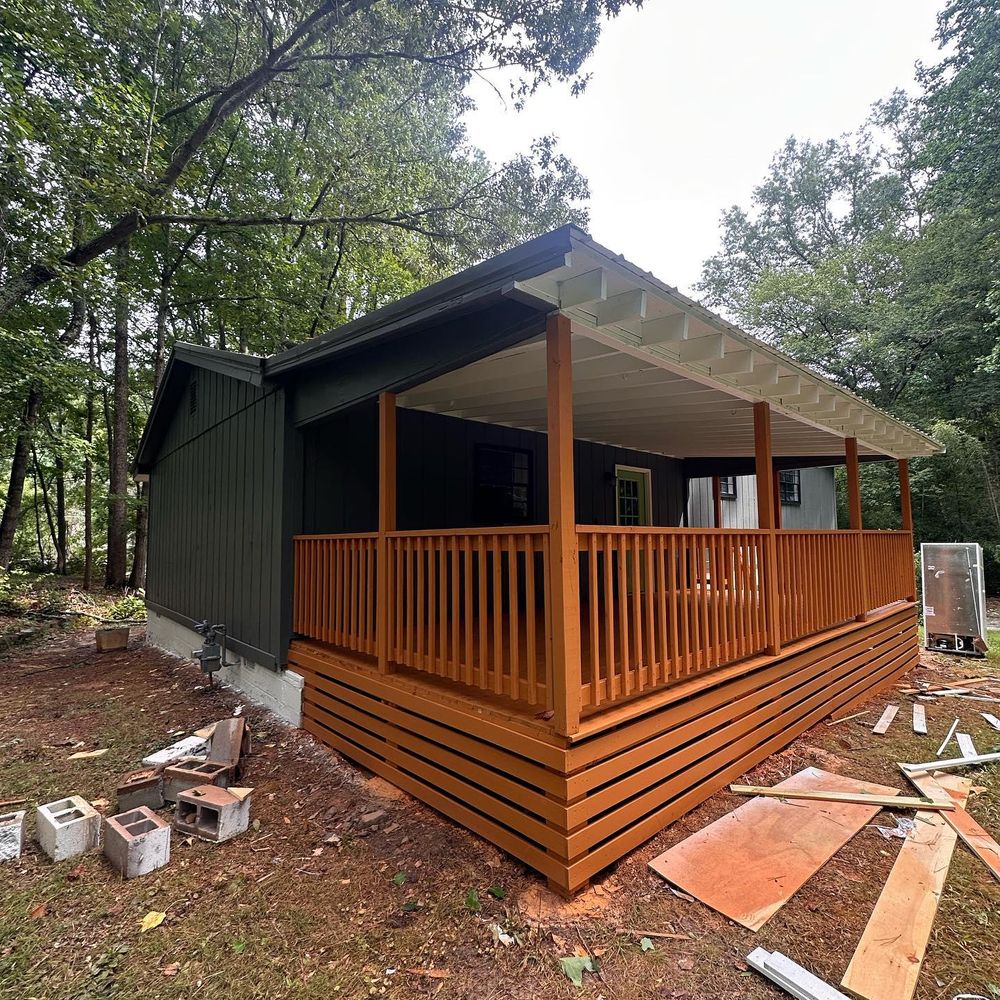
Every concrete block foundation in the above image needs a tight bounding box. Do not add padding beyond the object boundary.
[147,608,303,726]
[103,807,171,878]
[36,796,100,862]
[174,785,251,843]
[162,758,232,803]
[0,811,26,862]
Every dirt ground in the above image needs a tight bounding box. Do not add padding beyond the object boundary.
[1,615,998,1000]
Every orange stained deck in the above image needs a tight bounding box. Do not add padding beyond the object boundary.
[290,601,919,894]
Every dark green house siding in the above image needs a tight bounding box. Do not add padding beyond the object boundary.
[145,367,296,668]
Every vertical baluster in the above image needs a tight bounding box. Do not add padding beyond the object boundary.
[616,534,631,695]
[631,534,643,690]
[541,538,554,712]
[477,535,488,690]
[587,533,601,707]
[507,534,520,701]
[525,536,538,705]
[603,533,616,702]
[492,536,504,696]
[679,535,691,674]
[645,534,657,688]
[463,536,473,685]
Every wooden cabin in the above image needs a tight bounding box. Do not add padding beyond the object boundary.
[137,225,939,895]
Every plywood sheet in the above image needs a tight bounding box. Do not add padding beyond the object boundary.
[841,774,972,1000]
[648,767,899,930]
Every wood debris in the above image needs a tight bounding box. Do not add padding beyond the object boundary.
[955,732,978,759]
[935,718,959,757]
[747,947,849,1000]
[911,703,927,734]
[901,750,1000,775]
[649,768,899,930]
[841,775,972,1000]
[981,712,1000,731]
[872,704,899,735]
[728,786,953,811]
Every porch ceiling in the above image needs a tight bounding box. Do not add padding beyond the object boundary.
[398,236,939,461]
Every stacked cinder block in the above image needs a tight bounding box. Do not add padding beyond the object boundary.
[0,810,26,862]
[116,770,164,812]
[162,758,232,802]
[174,785,252,843]
[36,796,100,861]
[103,807,171,878]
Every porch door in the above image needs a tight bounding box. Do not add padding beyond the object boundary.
[616,467,651,526]
[616,467,651,597]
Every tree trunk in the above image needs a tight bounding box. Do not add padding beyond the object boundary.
[0,386,43,569]
[54,444,67,574]
[105,241,131,587]
[83,315,96,590]
[128,482,147,590]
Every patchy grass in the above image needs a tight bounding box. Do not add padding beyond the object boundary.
[1,620,998,999]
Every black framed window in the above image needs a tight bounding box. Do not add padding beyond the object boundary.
[779,469,801,505]
[474,445,532,524]
[719,475,737,499]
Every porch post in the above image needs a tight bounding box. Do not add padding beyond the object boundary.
[753,402,781,654]
[546,313,582,737]
[898,458,913,532]
[377,391,397,673]
[711,475,723,528]
[845,437,869,620]
[898,458,916,601]
[771,468,783,529]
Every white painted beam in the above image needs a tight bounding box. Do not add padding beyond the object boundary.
[708,349,754,375]
[678,333,725,363]
[760,375,802,397]
[594,288,646,326]
[639,312,688,345]
[730,362,779,387]
[558,268,607,308]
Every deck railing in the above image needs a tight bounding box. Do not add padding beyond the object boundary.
[292,525,915,721]
[384,528,552,708]
[577,528,768,709]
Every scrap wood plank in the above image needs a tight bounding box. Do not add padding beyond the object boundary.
[747,947,850,1000]
[955,732,978,760]
[648,767,900,931]
[935,718,959,757]
[872,704,899,735]
[901,750,1000,775]
[982,712,1000,731]
[905,771,1000,885]
[841,775,972,1000]
[728,786,953,811]
[912,703,927,735]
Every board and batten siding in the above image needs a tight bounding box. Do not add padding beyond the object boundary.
[146,366,294,668]
[301,404,687,535]
[686,467,837,529]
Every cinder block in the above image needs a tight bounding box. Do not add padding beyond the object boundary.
[103,806,170,878]
[162,758,232,803]
[0,811,26,862]
[95,626,129,652]
[36,796,100,862]
[116,770,164,813]
[207,718,245,769]
[174,785,251,843]
[142,735,208,768]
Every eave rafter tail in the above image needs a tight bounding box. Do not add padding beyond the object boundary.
[501,246,937,460]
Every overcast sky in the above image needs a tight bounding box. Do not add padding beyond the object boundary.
[463,1,943,297]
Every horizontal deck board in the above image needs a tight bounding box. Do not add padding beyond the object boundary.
[292,604,918,893]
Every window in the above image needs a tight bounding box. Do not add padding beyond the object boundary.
[719,475,737,499]
[779,469,801,505]
[616,467,651,526]
[474,446,531,524]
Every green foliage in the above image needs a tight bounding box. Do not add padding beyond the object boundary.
[106,593,146,621]
[699,5,1000,592]
[0,0,634,576]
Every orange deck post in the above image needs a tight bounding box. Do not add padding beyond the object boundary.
[898,458,916,600]
[377,392,397,672]
[845,437,869,620]
[754,402,781,655]
[711,475,723,528]
[547,313,582,737]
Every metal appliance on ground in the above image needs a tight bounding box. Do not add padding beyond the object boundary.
[921,542,988,657]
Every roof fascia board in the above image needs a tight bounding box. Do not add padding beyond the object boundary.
[265,227,577,377]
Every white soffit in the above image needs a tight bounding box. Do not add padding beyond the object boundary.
[398,241,939,460]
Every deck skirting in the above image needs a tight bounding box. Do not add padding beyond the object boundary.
[290,602,917,894]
